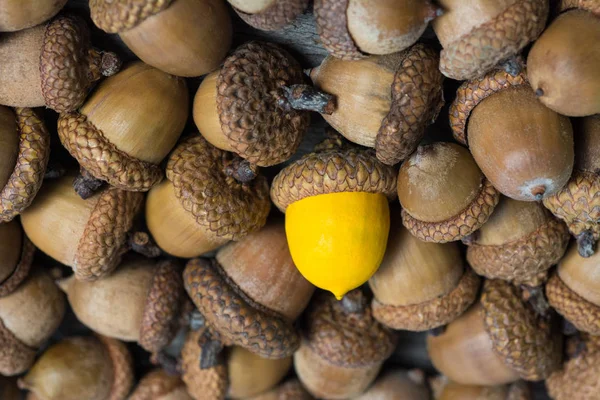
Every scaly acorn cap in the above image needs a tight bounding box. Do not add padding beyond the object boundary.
[0,318,36,376]
[558,0,600,14]
[129,369,192,400]
[232,0,309,31]
[96,335,135,400]
[0,234,35,298]
[89,0,175,33]
[314,0,364,60]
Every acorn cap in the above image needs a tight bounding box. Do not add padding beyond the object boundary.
[233,0,309,31]
[546,274,600,335]
[89,0,175,33]
[130,369,191,400]
[314,0,365,60]
[0,108,50,223]
[0,317,36,376]
[558,0,600,14]
[0,235,34,298]
[97,335,135,400]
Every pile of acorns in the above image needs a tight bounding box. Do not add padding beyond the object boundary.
[0,0,599,399]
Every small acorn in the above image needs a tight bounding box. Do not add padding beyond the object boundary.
[146,135,271,258]
[227,0,309,31]
[0,376,20,400]
[432,0,548,80]
[450,69,574,201]
[245,379,313,400]
[90,0,232,77]
[0,219,35,298]
[0,15,120,113]
[18,335,134,400]
[0,0,67,32]
[427,280,561,386]
[527,1,600,116]
[398,142,500,243]
[309,43,444,165]
[130,369,193,400]
[0,270,65,376]
[430,376,531,400]
[58,62,188,197]
[353,370,430,400]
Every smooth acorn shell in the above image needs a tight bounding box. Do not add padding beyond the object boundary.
[0,0,67,32]
[433,380,509,400]
[575,115,600,172]
[0,219,23,283]
[558,242,600,307]
[0,105,19,189]
[228,0,274,13]
[353,370,429,400]
[193,71,233,152]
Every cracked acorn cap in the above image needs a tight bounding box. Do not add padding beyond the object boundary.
[0,219,35,298]
[398,142,500,243]
[227,0,309,31]
[18,335,134,400]
[245,379,313,400]
[146,135,271,258]
[0,270,65,376]
[0,0,68,32]
[0,14,120,113]
[465,196,570,287]
[353,370,430,400]
[450,69,574,202]
[427,280,561,386]
[58,62,188,196]
[183,221,315,359]
[90,0,232,77]
[309,43,444,165]
[432,0,548,80]
[130,368,193,400]
[20,174,144,281]
[430,376,531,400]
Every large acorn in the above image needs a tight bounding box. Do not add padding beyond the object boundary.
[58,62,188,197]
[0,0,67,32]
[21,175,143,281]
[432,0,548,80]
[0,219,35,298]
[146,135,271,258]
[227,0,309,31]
[309,43,444,165]
[450,69,574,201]
[527,1,600,116]
[245,379,313,400]
[430,377,531,400]
[90,0,232,77]
[0,15,120,113]
[398,142,500,243]
[353,370,430,400]
[427,280,561,386]
[130,369,193,400]
[183,221,315,359]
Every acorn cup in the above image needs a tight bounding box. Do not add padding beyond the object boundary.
[0,219,35,298]
[0,15,121,113]
[57,61,188,198]
[18,335,134,400]
[146,135,271,258]
[432,0,548,80]
[90,0,232,77]
[450,69,574,202]
[430,376,531,400]
[245,379,313,400]
[0,0,67,32]
[398,142,500,243]
[427,280,562,386]
[527,1,600,117]
[194,41,334,168]
[130,368,193,400]
[0,376,20,400]
[228,0,309,31]
[309,43,444,165]
[353,370,430,400]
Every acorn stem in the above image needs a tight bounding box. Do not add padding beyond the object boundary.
[73,169,105,199]
[129,231,162,258]
[521,285,550,317]
[279,85,336,115]
[224,157,258,183]
[87,48,122,82]
[198,329,223,370]
[577,230,595,258]
[500,55,524,77]
[188,309,206,332]
[43,161,66,180]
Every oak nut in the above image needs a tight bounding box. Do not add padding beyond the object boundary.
[0,270,65,376]
[432,0,548,80]
[227,0,309,31]
[0,15,120,113]
[310,44,444,165]
[245,379,313,400]
[146,135,271,258]
[0,219,35,298]
[450,69,574,201]
[18,335,134,400]
[0,0,67,32]
[427,280,561,386]
[130,369,193,400]
[90,0,232,77]
[353,370,430,400]
[430,376,531,400]
[398,142,500,243]
[58,62,188,196]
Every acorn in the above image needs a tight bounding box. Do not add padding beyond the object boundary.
[227,0,309,31]
[18,335,134,400]
[369,213,481,331]
[430,377,531,400]
[194,41,334,167]
[130,369,193,400]
[0,270,65,376]
[146,135,271,258]
[57,62,188,197]
[398,142,500,243]
[353,370,430,400]
[309,43,444,165]
[294,290,397,399]
[20,175,144,281]
[0,219,35,298]
[245,379,313,400]
[0,376,20,400]
[527,2,600,117]
[466,196,569,287]
[0,0,67,32]
[427,280,561,386]
[543,115,600,257]
[0,15,121,113]
[90,0,232,77]
[314,0,443,59]
[450,69,574,201]
[431,0,548,80]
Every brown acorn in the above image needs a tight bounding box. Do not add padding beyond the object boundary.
[0,15,120,113]
[527,2,600,117]
[353,370,430,400]
[430,376,531,400]
[398,142,500,243]
[21,175,144,281]
[18,335,134,400]
[544,115,600,257]
[146,135,271,258]
[90,0,232,77]
[57,62,188,197]
[314,0,442,59]
[309,43,444,165]
[450,69,574,201]
[245,379,313,400]
[294,290,397,399]
[0,376,20,400]
[228,0,309,31]
[0,0,67,32]
[427,280,561,386]
[0,219,35,298]
[466,196,570,287]
[432,0,548,80]
[0,270,65,376]
[130,369,193,400]
[369,213,481,331]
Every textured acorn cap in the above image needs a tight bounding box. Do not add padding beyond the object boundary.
[0,221,34,297]
[130,369,192,400]
[97,335,135,400]
[314,0,365,60]
[353,370,430,400]
[0,0,68,32]
[89,0,175,33]
[245,379,313,400]
[231,0,309,31]
[558,0,600,14]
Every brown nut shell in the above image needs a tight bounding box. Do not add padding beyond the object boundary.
[314,0,364,60]
[233,0,309,31]
[0,0,68,32]
[246,379,313,400]
[0,235,35,298]
[97,335,135,400]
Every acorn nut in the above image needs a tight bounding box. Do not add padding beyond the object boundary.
[227,0,309,31]
[430,376,531,400]
[245,379,313,400]
[0,219,35,298]
[130,368,193,400]
[0,0,68,32]
[352,370,430,400]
